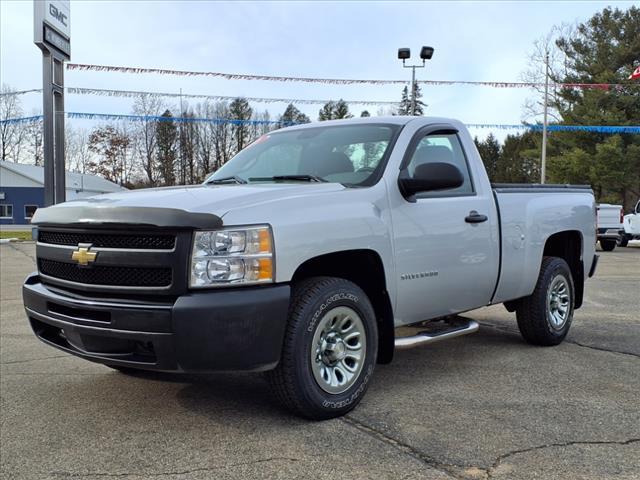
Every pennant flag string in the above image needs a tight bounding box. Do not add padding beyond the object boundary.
[0,89,43,97]
[65,63,639,90]
[66,87,399,106]
[0,86,398,106]
[0,115,44,125]
[2,113,639,134]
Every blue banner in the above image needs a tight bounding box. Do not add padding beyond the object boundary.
[1,113,639,134]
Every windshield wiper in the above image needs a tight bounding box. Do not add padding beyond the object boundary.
[206,176,247,185]
[248,175,327,183]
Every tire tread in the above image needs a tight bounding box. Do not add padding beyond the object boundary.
[516,256,574,346]
[267,277,370,419]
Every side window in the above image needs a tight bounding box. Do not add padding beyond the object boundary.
[0,204,13,219]
[339,141,388,171]
[25,205,38,220]
[406,133,474,195]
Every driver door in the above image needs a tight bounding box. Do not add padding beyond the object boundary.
[390,128,499,324]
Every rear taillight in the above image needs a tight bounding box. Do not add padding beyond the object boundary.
[620,208,624,224]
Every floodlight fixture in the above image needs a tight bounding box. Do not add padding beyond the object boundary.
[397,48,411,60]
[420,46,434,60]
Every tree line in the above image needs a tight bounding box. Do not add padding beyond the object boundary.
[0,88,393,187]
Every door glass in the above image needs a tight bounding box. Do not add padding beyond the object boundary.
[406,133,474,195]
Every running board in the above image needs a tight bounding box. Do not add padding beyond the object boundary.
[394,319,480,350]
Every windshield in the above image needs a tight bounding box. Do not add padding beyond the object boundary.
[205,123,401,187]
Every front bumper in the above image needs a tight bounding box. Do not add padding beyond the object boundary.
[22,273,290,372]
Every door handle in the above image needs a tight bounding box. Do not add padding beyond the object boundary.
[465,211,488,223]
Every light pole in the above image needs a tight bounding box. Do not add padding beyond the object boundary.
[398,46,434,115]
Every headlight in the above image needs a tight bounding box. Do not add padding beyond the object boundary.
[190,226,274,288]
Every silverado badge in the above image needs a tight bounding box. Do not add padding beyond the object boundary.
[71,245,97,266]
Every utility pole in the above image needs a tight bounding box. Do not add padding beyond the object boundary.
[541,51,549,184]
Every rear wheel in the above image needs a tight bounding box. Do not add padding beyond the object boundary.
[600,239,617,251]
[516,257,574,346]
[267,277,378,420]
[618,235,629,247]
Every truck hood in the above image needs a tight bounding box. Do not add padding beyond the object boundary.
[31,183,346,228]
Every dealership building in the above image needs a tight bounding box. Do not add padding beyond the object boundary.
[0,161,125,225]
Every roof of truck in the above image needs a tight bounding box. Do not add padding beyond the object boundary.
[277,116,464,132]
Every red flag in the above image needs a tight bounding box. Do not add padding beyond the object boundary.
[630,66,640,80]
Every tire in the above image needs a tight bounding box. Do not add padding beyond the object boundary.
[516,257,575,346]
[600,239,616,251]
[618,236,629,247]
[267,277,378,420]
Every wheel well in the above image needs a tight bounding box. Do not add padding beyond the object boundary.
[291,250,395,364]
[543,231,584,309]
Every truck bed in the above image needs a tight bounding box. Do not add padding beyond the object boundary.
[490,184,596,305]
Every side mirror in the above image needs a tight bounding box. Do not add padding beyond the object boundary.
[398,162,464,197]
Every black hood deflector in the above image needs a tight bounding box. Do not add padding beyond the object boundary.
[31,205,223,230]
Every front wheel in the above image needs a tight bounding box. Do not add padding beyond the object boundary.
[600,239,617,251]
[267,277,378,420]
[516,257,575,346]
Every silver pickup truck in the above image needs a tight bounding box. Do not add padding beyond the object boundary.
[23,117,598,419]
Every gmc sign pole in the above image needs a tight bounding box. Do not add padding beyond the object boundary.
[34,0,70,206]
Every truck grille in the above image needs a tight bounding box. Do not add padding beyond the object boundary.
[39,259,172,287]
[36,228,190,294]
[38,231,175,250]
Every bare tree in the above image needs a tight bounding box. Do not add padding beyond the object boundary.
[212,101,234,170]
[118,122,138,185]
[87,124,132,185]
[23,116,43,165]
[132,93,165,186]
[177,106,197,185]
[0,84,26,161]
[194,101,215,181]
[66,126,92,173]
[251,109,273,141]
[520,24,575,123]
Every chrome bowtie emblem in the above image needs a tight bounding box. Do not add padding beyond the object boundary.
[71,245,97,266]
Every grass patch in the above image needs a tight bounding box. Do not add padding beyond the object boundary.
[0,231,33,241]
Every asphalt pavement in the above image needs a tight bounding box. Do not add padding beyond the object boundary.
[1,242,638,479]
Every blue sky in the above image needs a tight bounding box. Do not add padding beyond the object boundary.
[1,0,636,139]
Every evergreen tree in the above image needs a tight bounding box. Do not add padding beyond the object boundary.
[279,103,310,126]
[474,134,501,180]
[156,110,177,186]
[318,100,353,121]
[397,86,410,115]
[398,84,426,116]
[411,82,426,116]
[229,97,253,152]
[500,131,540,183]
[333,100,352,119]
[548,6,640,209]
[318,101,336,121]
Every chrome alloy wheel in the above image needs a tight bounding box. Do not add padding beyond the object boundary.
[547,274,570,330]
[310,306,367,394]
